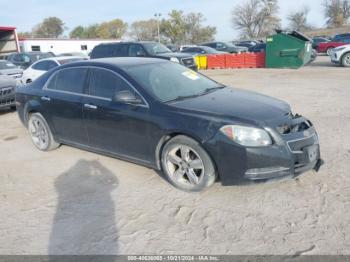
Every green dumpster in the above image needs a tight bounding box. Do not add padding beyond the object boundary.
[266,30,312,69]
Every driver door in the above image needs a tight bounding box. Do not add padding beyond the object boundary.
[82,67,155,163]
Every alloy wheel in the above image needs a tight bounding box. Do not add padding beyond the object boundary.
[29,117,49,150]
[343,54,350,66]
[165,145,205,186]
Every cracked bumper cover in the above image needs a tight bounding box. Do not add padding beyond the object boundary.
[204,122,323,185]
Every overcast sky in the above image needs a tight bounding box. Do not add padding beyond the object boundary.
[0,0,325,40]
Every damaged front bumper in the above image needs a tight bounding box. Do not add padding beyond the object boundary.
[204,114,323,185]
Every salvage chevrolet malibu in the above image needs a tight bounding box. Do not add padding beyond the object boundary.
[15,58,323,191]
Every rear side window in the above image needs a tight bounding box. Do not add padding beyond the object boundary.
[48,68,88,94]
[32,60,58,71]
[91,44,128,58]
[91,45,114,58]
[89,68,130,99]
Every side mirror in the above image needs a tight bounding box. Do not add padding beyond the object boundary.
[114,90,142,105]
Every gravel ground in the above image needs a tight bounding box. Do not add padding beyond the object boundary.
[0,56,349,255]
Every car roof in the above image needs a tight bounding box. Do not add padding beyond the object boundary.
[97,41,159,46]
[62,57,167,69]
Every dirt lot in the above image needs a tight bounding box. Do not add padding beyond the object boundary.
[0,56,349,255]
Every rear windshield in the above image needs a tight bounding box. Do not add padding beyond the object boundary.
[57,58,86,65]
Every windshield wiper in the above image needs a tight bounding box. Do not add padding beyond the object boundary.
[202,85,225,94]
[165,94,203,103]
[165,86,225,103]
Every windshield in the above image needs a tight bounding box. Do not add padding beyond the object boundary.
[143,43,172,55]
[0,61,17,70]
[126,62,224,102]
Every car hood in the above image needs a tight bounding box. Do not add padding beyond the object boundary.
[0,68,23,76]
[157,52,193,59]
[0,75,16,88]
[170,87,291,124]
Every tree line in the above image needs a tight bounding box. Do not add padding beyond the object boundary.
[232,0,350,39]
[18,10,216,45]
[18,1,350,43]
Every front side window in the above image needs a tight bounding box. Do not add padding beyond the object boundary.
[143,43,171,55]
[125,62,223,102]
[129,44,146,57]
[48,68,88,94]
[89,68,130,99]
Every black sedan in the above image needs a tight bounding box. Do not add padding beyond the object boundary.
[15,58,322,191]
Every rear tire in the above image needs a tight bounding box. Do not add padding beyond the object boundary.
[341,52,350,67]
[161,135,216,192]
[28,113,59,151]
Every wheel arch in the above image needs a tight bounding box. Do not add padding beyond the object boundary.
[340,51,350,65]
[154,132,220,180]
[23,100,44,127]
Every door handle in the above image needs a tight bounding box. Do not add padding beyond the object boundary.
[84,104,97,110]
[41,96,51,101]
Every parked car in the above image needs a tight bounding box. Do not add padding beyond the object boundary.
[0,74,17,109]
[179,45,197,51]
[16,57,322,191]
[330,44,350,67]
[332,33,350,41]
[57,52,89,58]
[90,41,197,71]
[7,52,55,69]
[181,46,227,55]
[311,37,330,49]
[201,42,248,53]
[248,43,266,53]
[21,56,87,84]
[317,38,350,55]
[235,40,260,49]
[0,60,23,83]
[166,44,179,52]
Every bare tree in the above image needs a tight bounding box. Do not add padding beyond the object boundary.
[232,0,281,39]
[324,0,350,27]
[288,7,313,31]
[130,19,158,41]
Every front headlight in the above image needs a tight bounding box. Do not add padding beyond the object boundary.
[170,57,180,63]
[220,125,272,147]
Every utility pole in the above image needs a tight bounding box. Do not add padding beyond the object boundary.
[154,13,162,43]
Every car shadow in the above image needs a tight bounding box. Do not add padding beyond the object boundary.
[48,159,119,256]
[0,107,16,116]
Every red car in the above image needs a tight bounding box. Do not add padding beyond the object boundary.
[318,38,350,55]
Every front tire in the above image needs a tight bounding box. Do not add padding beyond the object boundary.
[326,47,334,56]
[28,113,59,151]
[341,52,350,67]
[161,135,216,192]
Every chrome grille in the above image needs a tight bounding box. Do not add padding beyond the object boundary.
[181,57,195,66]
[0,87,14,97]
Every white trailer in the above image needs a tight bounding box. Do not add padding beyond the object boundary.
[18,38,119,55]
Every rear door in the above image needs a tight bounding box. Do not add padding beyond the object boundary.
[43,67,89,145]
[82,67,155,163]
